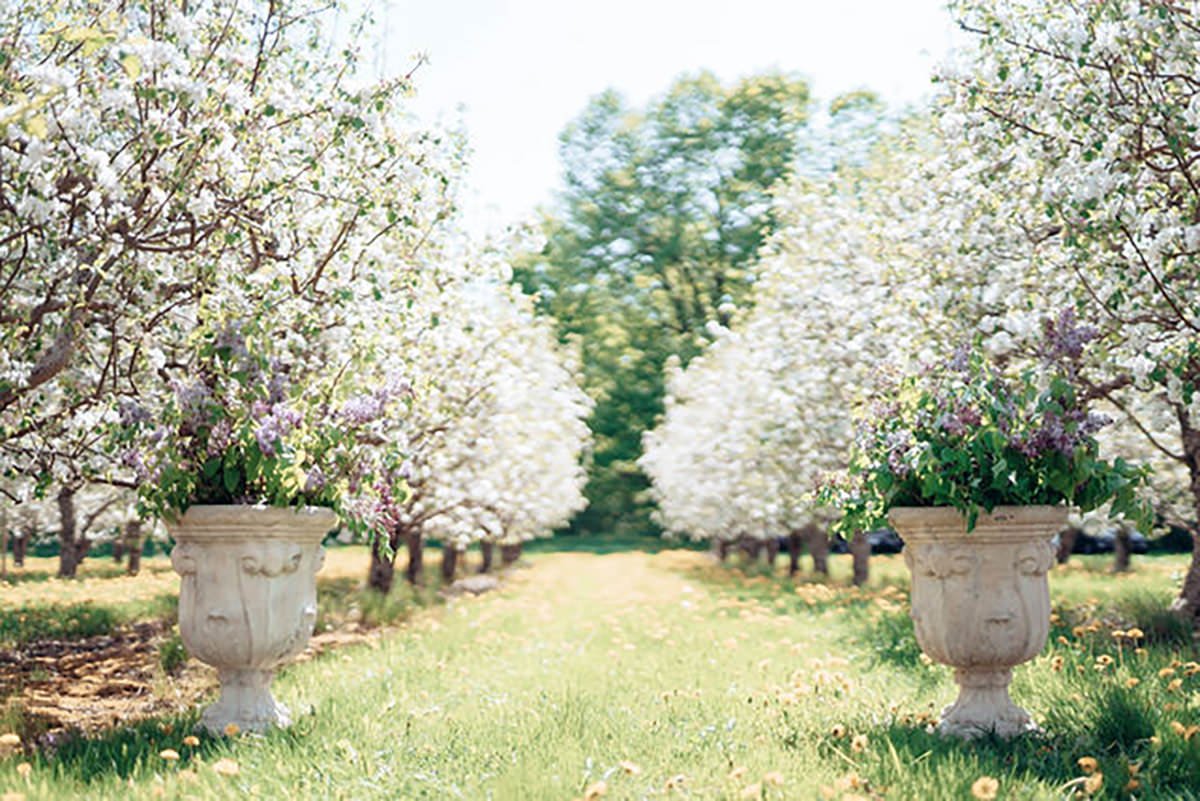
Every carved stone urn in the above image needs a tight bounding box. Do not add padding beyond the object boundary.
[167,505,334,734]
[888,505,1065,739]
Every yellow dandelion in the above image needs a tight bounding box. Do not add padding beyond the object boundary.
[159,723,174,735]
[763,771,784,787]
[1125,677,1141,688]
[970,776,999,801]
[15,763,31,779]
[183,735,200,747]
[618,760,641,775]
[1135,647,1148,658]
[223,723,241,737]
[0,733,20,747]
[1125,778,1141,791]
[1095,654,1113,667]
[1126,628,1144,640]
[159,749,180,762]
[1167,678,1184,693]
[1083,772,1103,794]
[212,758,239,777]
[830,724,847,738]
[583,780,607,799]
[1050,655,1064,672]
[850,734,869,753]
[664,773,686,791]
[1077,756,1098,774]
[728,766,749,781]
[1183,661,1200,676]
[1056,635,1069,645]
[1159,667,1177,679]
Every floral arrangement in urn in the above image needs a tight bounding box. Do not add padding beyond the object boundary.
[109,317,408,735]
[827,310,1151,536]
[824,311,1150,739]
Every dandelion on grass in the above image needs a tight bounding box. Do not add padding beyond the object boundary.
[1077,756,1098,774]
[212,758,239,777]
[583,779,607,799]
[15,763,31,779]
[971,776,999,800]
[159,749,180,762]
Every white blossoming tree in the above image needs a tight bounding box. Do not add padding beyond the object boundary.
[940,0,1200,619]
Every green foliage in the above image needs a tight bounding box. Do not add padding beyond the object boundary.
[157,629,188,676]
[827,343,1151,536]
[516,71,813,535]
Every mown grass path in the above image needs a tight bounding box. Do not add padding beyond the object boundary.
[2,551,1198,800]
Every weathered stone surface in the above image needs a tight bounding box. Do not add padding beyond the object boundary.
[889,505,1065,739]
[167,505,334,735]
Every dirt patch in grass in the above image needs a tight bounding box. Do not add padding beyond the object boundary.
[0,619,389,746]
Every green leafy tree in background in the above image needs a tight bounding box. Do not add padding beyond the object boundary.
[515,71,812,536]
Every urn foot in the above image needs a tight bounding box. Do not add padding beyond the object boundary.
[200,668,290,735]
[939,668,1038,739]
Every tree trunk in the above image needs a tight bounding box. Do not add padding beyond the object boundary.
[500,542,522,566]
[850,530,870,587]
[1056,527,1078,564]
[716,539,731,562]
[368,527,401,594]
[787,532,803,577]
[57,487,81,578]
[124,520,143,576]
[1113,527,1132,573]
[12,531,26,567]
[1170,422,1200,624]
[404,528,424,585]
[807,525,829,575]
[441,543,458,582]
[480,540,495,574]
[1,504,7,581]
[764,538,779,570]
[744,538,763,563]
[112,540,126,564]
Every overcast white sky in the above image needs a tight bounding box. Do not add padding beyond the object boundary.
[361,1,957,238]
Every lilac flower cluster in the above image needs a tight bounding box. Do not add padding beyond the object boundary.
[337,374,411,426]
[253,401,303,457]
[1040,307,1099,364]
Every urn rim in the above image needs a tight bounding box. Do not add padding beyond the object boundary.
[888,504,1068,544]
[166,504,337,542]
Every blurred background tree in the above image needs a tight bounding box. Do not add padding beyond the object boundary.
[514,71,814,537]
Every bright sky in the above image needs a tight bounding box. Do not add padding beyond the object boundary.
[363,0,958,238]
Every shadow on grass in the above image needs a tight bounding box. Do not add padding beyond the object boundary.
[0,593,179,647]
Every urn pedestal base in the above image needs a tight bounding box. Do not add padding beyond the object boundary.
[889,505,1066,740]
[168,505,334,736]
[200,668,290,735]
[939,667,1037,739]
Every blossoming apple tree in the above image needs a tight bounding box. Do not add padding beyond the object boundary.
[940,0,1200,619]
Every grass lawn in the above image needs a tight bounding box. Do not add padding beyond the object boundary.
[1,550,1198,799]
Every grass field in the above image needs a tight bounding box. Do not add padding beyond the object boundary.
[1,550,1198,799]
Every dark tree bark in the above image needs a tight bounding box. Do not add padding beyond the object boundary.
[716,539,731,562]
[12,531,26,567]
[1113,527,1132,573]
[787,531,803,576]
[124,520,143,576]
[112,540,126,564]
[404,528,424,585]
[368,526,401,594]
[480,540,495,573]
[764,538,779,571]
[441,543,458,582]
[57,486,82,578]
[1056,527,1078,564]
[500,542,522,566]
[806,525,829,575]
[850,530,870,587]
[743,537,763,563]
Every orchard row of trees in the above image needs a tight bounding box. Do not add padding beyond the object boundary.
[640,0,1200,619]
[0,0,590,586]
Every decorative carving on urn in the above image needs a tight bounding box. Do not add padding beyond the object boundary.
[890,506,1066,739]
[168,505,334,735]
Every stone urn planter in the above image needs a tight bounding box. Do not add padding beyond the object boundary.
[167,505,334,734]
[888,505,1065,739]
